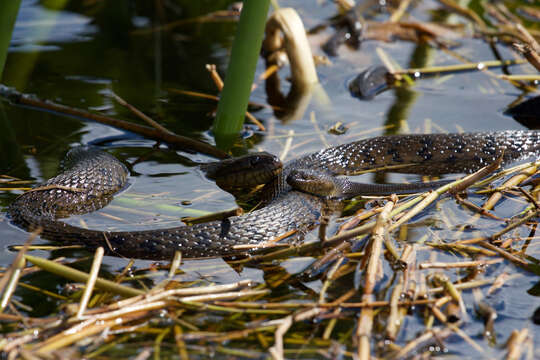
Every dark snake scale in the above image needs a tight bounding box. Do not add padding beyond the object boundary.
[8,131,540,259]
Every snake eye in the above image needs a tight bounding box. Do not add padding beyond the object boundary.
[249,157,260,167]
[248,156,262,170]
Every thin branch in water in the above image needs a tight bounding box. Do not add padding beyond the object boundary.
[0,85,228,159]
[110,91,173,135]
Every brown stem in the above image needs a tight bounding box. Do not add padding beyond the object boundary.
[0,86,229,159]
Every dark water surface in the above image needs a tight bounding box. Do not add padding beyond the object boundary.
[1,0,539,357]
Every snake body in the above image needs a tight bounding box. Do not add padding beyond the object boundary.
[8,131,540,259]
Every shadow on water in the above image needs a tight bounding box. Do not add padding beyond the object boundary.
[0,102,25,178]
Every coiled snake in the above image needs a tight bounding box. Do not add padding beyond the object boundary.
[8,131,540,259]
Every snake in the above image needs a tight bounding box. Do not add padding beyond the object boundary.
[7,130,540,260]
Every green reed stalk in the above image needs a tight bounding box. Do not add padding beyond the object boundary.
[24,254,144,297]
[213,0,270,148]
[0,0,21,79]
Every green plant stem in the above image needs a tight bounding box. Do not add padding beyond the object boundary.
[395,59,525,76]
[213,0,270,148]
[0,0,21,79]
[24,254,144,297]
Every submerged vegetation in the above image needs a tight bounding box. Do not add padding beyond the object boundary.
[0,0,539,359]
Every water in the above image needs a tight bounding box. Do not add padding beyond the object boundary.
[1,0,538,357]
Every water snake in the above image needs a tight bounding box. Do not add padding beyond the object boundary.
[8,131,540,259]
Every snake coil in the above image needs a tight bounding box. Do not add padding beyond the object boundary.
[8,131,540,259]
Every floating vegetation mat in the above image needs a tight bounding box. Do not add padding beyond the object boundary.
[0,158,538,359]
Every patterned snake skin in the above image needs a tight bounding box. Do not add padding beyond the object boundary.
[8,131,540,259]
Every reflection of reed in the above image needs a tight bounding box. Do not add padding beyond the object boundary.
[0,0,22,78]
[0,102,26,178]
[262,8,319,123]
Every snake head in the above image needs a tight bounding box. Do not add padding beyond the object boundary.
[286,168,340,198]
[202,152,282,190]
